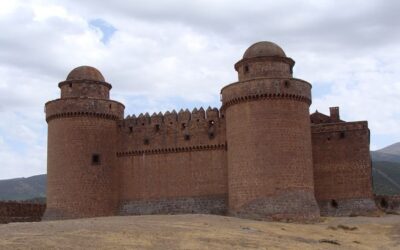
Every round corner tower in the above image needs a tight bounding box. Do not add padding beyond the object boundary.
[221,41,320,221]
[44,66,124,220]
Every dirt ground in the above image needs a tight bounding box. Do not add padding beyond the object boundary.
[0,214,399,249]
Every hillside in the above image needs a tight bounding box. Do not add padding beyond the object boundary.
[0,174,46,201]
[372,161,400,195]
[371,142,400,163]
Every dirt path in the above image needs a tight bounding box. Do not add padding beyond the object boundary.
[0,214,399,249]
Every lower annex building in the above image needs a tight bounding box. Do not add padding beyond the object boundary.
[44,41,377,221]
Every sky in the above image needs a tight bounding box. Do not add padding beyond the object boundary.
[0,0,399,179]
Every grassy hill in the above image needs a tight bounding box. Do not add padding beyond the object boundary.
[0,174,46,201]
[372,161,400,195]
[371,142,400,163]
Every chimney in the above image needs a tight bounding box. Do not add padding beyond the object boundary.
[329,107,340,122]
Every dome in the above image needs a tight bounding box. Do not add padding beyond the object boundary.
[243,41,286,59]
[66,66,105,82]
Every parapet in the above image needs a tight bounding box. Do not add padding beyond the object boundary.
[119,106,226,153]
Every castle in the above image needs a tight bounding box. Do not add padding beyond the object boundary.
[44,41,377,221]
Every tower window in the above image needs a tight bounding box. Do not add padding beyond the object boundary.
[144,139,149,145]
[92,154,100,165]
[184,134,190,141]
[109,104,112,109]
[155,124,160,132]
[340,131,345,139]
[129,127,133,133]
[244,65,249,73]
[285,81,290,88]
[69,83,72,88]
[181,123,186,130]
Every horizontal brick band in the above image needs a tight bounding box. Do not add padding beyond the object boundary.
[46,111,120,122]
[311,121,368,134]
[117,143,227,157]
[221,92,311,110]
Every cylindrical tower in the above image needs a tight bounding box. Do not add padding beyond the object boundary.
[44,66,124,220]
[222,42,320,221]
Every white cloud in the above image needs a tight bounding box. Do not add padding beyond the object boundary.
[0,0,399,178]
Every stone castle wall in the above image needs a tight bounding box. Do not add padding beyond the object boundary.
[312,121,377,216]
[117,108,228,215]
[44,42,377,222]
[0,202,46,224]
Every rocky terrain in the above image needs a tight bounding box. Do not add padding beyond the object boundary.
[0,214,399,249]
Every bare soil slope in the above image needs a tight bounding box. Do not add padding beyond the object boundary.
[0,214,399,249]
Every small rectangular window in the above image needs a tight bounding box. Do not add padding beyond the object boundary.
[92,154,100,165]
[340,131,345,139]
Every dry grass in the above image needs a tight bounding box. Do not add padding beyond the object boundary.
[0,214,399,249]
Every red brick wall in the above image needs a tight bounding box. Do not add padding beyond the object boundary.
[118,150,227,200]
[312,121,373,201]
[221,76,319,221]
[45,116,120,219]
[59,80,111,99]
[0,202,45,224]
[117,108,227,205]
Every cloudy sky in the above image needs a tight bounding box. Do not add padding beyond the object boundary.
[0,0,399,179]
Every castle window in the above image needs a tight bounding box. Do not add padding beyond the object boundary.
[109,104,112,109]
[184,134,190,141]
[340,131,345,139]
[208,132,215,139]
[155,124,160,132]
[181,123,186,130]
[330,199,338,209]
[144,139,149,145]
[244,65,249,73]
[91,154,100,165]
[285,81,290,88]
[129,127,133,133]
[69,83,72,88]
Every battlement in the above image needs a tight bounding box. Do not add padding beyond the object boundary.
[124,107,223,125]
[118,107,226,153]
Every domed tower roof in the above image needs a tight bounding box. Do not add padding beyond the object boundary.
[243,41,286,59]
[66,66,105,82]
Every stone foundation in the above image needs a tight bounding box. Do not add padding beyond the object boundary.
[119,195,227,216]
[374,195,400,214]
[318,198,378,216]
[0,202,46,224]
[230,190,320,222]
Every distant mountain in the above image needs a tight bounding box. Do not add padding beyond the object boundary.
[378,142,400,155]
[371,142,400,163]
[372,161,400,195]
[0,174,46,201]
